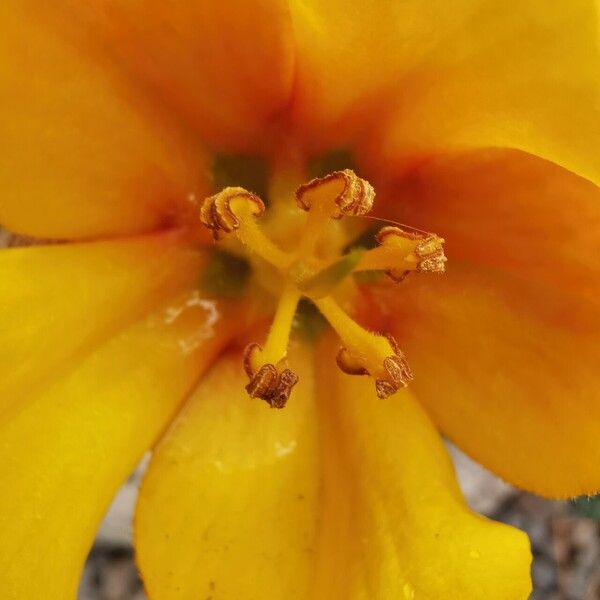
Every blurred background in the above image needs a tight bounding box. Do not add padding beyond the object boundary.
[79,447,600,600]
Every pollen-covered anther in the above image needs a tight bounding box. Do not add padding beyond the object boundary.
[335,334,413,399]
[199,186,265,239]
[375,354,413,398]
[295,169,375,218]
[242,343,299,409]
[375,225,446,282]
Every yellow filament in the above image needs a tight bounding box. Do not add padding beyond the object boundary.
[354,244,420,272]
[228,200,292,271]
[296,200,334,258]
[256,285,301,367]
[235,218,292,271]
[201,169,443,402]
[314,296,393,377]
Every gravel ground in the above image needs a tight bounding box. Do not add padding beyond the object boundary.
[78,449,600,600]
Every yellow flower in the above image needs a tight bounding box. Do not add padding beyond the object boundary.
[1,1,599,599]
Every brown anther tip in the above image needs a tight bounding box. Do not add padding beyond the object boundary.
[245,364,299,409]
[377,335,413,398]
[384,355,414,388]
[335,334,413,398]
[414,235,447,274]
[243,344,299,409]
[199,187,265,237]
[417,251,447,273]
[295,169,374,217]
[271,369,300,409]
[376,226,446,280]
[414,236,445,258]
[375,379,398,399]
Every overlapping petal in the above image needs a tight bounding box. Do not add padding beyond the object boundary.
[135,339,530,599]
[289,0,599,187]
[374,1,600,185]
[0,2,593,597]
[288,0,482,148]
[0,295,233,599]
[0,0,209,239]
[135,345,320,600]
[45,0,295,152]
[0,232,202,414]
[360,148,600,496]
[380,149,600,303]
[365,264,600,498]
[313,343,531,599]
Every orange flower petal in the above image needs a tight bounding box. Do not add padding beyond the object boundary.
[0,232,202,414]
[373,1,600,185]
[314,338,531,599]
[135,346,320,600]
[288,0,483,149]
[135,341,530,599]
[366,150,600,497]
[382,149,600,303]
[46,0,295,152]
[0,296,232,598]
[0,0,209,239]
[366,263,600,498]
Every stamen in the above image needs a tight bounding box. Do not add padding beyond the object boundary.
[254,285,300,367]
[200,186,264,237]
[199,187,291,270]
[355,226,446,282]
[200,170,443,406]
[242,285,300,409]
[295,169,375,217]
[243,356,299,409]
[315,296,413,398]
[295,169,375,257]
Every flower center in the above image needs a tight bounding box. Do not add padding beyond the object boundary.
[198,169,446,408]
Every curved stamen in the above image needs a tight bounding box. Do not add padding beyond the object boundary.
[314,296,413,398]
[199,187,292,271]
[355,225,446,282]
[295,169,374,257]
[242,285,301,409]
[199,170,444,405]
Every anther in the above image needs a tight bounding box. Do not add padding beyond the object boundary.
[336,333,413,399]
[376,334,414,398]
[200,186,290,270]
[374,226,446,282]
[200,186,265,239]
[295,169,375,218]
[243,343,299,409]
[199,171,444,406]
[351,225,446,281]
